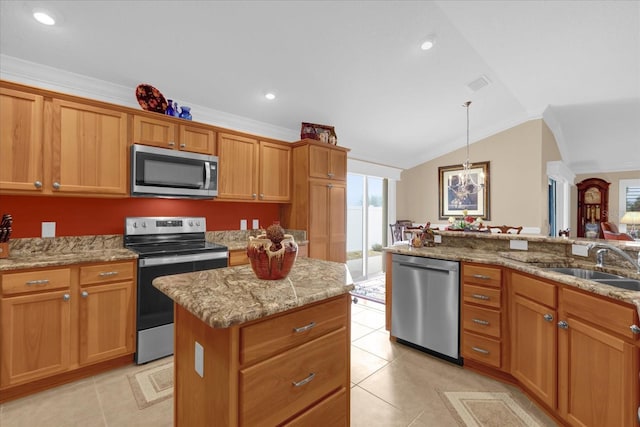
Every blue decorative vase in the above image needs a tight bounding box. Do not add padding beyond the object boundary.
[179,106,192,120]
[165,100,175,116]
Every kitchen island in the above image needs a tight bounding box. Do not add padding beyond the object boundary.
[152,257,354,427]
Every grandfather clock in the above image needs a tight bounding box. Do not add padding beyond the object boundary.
[576,178,610,238]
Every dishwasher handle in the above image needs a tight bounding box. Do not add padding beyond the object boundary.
[396,262,457,273]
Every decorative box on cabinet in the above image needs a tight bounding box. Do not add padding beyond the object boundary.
[282,140,349,263]
[0,261,136,401]
[460,263,504,369]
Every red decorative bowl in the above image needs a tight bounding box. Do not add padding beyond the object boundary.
[247,234,298,280]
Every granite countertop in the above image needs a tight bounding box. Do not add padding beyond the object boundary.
[385,244,640,316]
[153,257,354,329]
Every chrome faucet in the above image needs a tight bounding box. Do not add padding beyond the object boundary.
[587,242,640,273]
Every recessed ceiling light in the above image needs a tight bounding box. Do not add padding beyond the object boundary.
[33,11,56,26]
[420,35,436,51]
[265,93,276,101]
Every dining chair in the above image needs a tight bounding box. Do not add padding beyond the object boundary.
[486,225,523,234]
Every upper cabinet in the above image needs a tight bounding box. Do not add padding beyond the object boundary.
[132,114,215,155]
[0,88,44,193]
[217,133,291,202]
[309,144,347,181]
[0,82,128,197]
[50,99,128,196]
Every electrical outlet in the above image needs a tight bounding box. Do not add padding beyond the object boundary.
[42,222,56,238]
[240,219,247,230]
[434,235,442,244]
[510,240,528,251]
[194,341,204,378]
[252,219,259,229]
[572,244,589,257]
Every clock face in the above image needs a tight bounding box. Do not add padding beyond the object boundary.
[585,187,601,204]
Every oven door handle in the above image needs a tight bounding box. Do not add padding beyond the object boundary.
[139,251,229,267]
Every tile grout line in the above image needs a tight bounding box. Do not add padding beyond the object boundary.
[92,376,109,427]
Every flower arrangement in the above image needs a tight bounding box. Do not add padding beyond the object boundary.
[447,210,483,231]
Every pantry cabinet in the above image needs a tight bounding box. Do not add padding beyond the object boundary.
[132,114,216,155]
[0,261,136,398]
[282,140,349,263]
[0,87,44,193]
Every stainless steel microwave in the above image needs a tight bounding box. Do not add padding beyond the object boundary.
[131,144,218,199]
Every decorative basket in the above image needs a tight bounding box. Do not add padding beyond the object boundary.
[300,122,337,145]
[247,227,298,280]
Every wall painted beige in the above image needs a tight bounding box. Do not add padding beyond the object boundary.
[572,171,640,234]
[397,119,561,233]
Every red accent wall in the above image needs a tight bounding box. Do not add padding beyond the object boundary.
[0,195,282,238]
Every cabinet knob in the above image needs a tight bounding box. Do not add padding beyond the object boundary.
[62,293,70,301]
[34,180,42,188]
[630,325,640,334]
[180,143,186,148]
[52,182,61,190]
[81,291,89,298]
[168,141,175,147]
[557,320,569,329]
[327,172,334,178]
[252,193,257,199]
[327,184,333,189]
[543,313,554,322]
[259,193,264,200]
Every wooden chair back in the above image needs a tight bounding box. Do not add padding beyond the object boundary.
[486,225,523,234]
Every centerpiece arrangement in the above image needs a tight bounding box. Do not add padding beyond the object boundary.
[447,210,484,231]
[247,223,298,280]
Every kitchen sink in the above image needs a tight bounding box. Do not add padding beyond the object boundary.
[546,267,640,291]
[546,267,623,280]
[592,279,640,292]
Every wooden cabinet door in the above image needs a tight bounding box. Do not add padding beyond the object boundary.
[511,294,557,408]
[558,315,638,427]
[179,124,215,154]
[308,144,331,180]
[132,114,177,150]
[328,182,346,262]
[1,290,71,387]
[217,133,259,200]
[329,149,347,181]
[259,141,291,202]
[78,281,134,365]
[51,99,128,195]
[309,180,330,260]
[0,88,44,193]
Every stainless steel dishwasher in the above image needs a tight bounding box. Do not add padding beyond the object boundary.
[391,253,461,364]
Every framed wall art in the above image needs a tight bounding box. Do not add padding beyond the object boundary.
[438,161,490,219]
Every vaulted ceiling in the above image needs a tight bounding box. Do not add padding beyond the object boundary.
[1,1,638,173]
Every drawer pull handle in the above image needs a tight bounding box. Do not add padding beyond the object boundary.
[26,279,50,286]
[471,346,489,355]
[292,372,316,387]
[98,271,119,277]
[472,319,490,326]
[543,314,554,322]
[293,321,316,333]
[630,325,640,334]
[472,274,491,280]
[471,294,490,300]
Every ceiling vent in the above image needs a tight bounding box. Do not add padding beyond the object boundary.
[466,75,491,92]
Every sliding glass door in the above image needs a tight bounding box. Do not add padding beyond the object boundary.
[347,173,385,281]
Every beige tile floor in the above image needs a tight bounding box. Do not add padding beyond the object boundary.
[0,299,557,427]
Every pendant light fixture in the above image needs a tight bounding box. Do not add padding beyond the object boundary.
[447,101,484,206]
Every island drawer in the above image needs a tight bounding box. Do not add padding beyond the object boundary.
[463,264,502,288]
[283,387,347,427]
[463,284,501,308]
[239,327,347,427]
[463,304,501,338]
[1,268,71,295]
[240,296,347,364]
[511,272,556,308]
[79,261,134,286]
[462,332,501,368]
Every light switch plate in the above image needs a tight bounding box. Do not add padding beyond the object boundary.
[194,341,204,378]
[510,240,528,251]
[240,219,247,230]
[572,244,589,257]
[252,219,259,229]
[42,222,56,238]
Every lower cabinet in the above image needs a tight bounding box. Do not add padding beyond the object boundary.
[174,293,351,426]
[0,261,136,396]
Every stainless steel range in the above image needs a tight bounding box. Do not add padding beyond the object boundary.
[124,216,228,364]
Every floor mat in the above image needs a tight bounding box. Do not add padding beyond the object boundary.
[351,275,385,304]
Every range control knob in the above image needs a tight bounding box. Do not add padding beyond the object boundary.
[132,222,138,228]
[141,222,147,228]
[195,221,201,227]
[188,220,194,227]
